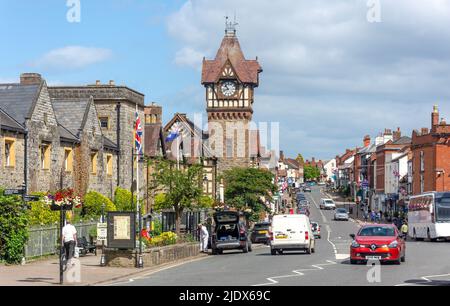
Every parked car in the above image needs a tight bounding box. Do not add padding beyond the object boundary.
[251,222,271,244]
[297,199,310,207]
[334,208,349,221]
[270,214,315,255]
[310,221,321,239]
[320,198,336,210]
[211,211,252,255]
[303,187,312,193]
[297,207,310,217]
[349,224,406,264]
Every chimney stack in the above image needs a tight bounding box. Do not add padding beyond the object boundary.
[363,135,371,147]
[20,73,42,85]
[280,150,285,161]
[393,127,401,141]
[95,80,101,86]
[109,80,115,86]
[421,128,429,135]
[432,105,439,131]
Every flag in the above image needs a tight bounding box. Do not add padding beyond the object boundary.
[135,110,143,155]
[165,127,181,143]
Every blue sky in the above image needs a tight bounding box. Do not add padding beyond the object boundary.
[2,1,450,161]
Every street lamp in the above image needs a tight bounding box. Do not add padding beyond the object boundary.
[100,203,106,267]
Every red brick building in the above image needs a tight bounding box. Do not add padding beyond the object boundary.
[411,106,450,194]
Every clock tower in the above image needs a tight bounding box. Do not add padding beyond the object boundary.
[202,19,263,172]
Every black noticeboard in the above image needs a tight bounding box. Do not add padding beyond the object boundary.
[107,212,136,249]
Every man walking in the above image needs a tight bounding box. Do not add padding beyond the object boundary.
[198,223,209,253]
[62,219,77,263]
[401,222,409,240]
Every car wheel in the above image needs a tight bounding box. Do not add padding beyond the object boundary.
[271,249,277,256]
[350,259,358,265]
[306,244,312,254]
[401,253,406,262]
[249,243,253,252]
[212,248,218,255]
[278,250,284,255]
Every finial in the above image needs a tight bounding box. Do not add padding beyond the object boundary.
[225,15,238,37]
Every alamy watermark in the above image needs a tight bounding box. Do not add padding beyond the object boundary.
[66,0,81,23]
[366,260,382,283]
[367,0,382,23]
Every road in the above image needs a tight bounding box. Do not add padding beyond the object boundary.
[109,187,450,286]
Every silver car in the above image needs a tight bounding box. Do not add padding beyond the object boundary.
[334,208,349,221]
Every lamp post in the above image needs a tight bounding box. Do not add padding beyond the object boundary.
[100,203,106,267]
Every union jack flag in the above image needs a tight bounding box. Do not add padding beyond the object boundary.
[135,110,143,155]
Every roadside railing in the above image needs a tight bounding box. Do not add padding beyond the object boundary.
[24,222,97,259]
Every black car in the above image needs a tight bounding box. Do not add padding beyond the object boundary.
[250,222,271,244]
[211,211,252,255]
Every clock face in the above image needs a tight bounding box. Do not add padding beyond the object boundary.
[221,81,236,97]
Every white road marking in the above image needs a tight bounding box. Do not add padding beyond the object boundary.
[252,260,337,286]
[395,273,450,286]
[309,194,327,223]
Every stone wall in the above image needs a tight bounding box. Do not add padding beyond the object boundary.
[104,243,200,268]
[0,131,25,188]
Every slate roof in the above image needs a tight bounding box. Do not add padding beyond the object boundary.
[103,136,118,151]
[52,99,90,137]
[58,125,79,143]
[393,136,412,145]
[0,107,25,132]
[0,83,41,124]
[202,35,262,84]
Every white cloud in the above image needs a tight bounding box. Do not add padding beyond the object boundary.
[174,47,204,69]
[168,0,450,159]
[32,46,113,71]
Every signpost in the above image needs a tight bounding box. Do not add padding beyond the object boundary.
[97,223,107,241]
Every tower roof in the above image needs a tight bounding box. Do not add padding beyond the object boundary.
[201,31,262,85]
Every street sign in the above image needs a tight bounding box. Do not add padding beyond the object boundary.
[23,195,40,202]
[4,188,25,196]
[97,223,108,241]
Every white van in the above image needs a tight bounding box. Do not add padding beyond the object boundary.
[269,214,315,255]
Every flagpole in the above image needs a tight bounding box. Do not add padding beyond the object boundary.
[177,131,180,170]
[135,105,143,268]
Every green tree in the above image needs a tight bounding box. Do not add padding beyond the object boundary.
[296,154,305,165]
[82,191,116,218]
[150,159,211,235]
[223,168,277,222]
[304,165,321,181]
[0,195,29,264]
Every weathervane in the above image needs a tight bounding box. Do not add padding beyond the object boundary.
[225,14,238,36]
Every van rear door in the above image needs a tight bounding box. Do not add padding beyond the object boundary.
[272,216,307,244]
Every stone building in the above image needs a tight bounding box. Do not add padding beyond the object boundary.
[48,80,146,198]
[202,22,262,172]
[411,106,450,194]
[0,73,129,198]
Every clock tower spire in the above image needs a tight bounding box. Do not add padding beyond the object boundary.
[201,23,263,172]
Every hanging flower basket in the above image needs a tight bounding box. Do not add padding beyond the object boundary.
[44,189,82,211]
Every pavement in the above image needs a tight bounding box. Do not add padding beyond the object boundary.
[105,186,450,286]
[0,249,208,286]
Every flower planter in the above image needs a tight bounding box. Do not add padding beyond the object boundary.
[50,203,73,211]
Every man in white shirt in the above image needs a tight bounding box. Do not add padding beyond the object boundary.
[62,220,77,261]
[198,223,209,253]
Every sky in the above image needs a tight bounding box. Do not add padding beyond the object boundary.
[1,0,450,161]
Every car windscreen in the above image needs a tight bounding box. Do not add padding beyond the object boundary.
[253,224,270,230]
[436,196,450,222]
[215,214,238,223]
[358,226,395,237]
[336,209,347,213]
[324,200,334,204]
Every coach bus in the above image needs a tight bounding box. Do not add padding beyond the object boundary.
[408,192,450,240]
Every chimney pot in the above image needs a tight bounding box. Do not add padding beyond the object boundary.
[20,73,42,85]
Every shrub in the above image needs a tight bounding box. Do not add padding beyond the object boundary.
[27,192,59,226]
[0,195,29,264]
[82,191,116,218]
[113,187,137,211]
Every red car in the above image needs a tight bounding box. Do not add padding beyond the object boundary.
[350,224,406,264]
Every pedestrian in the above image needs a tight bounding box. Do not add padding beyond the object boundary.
[370,211,376,222]
[401,222,409,240]
[62,219,77,264]
[376,211,381,223]
[363,210,368,222]
[198,223,209,253]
